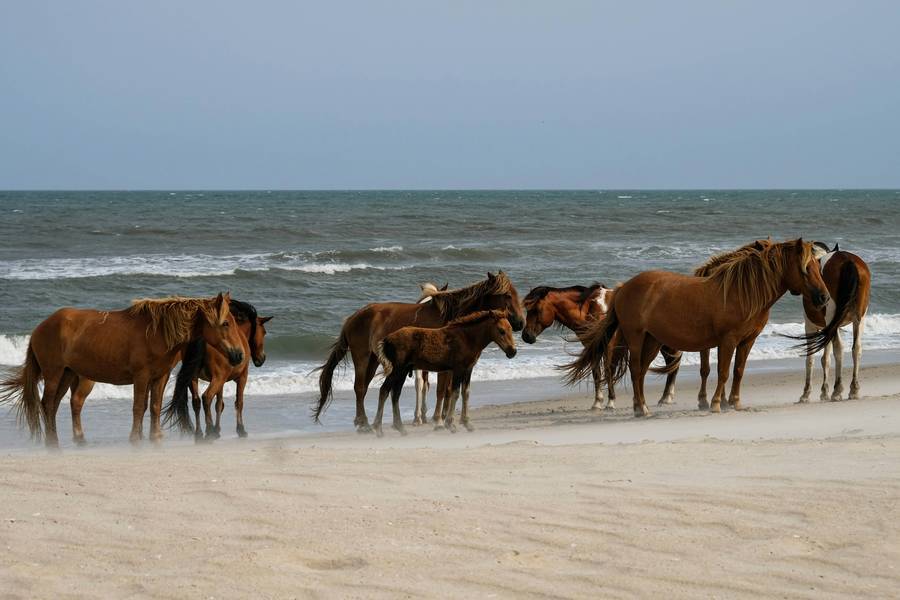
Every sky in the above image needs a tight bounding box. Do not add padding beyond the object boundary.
[1,1,899,189]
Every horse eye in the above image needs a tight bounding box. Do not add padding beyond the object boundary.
[222,321,229,327]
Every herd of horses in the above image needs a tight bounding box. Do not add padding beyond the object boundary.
[0,238,871,447]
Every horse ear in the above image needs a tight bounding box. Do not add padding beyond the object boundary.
[259,316,273,324]
[795,238,804,251]
[833,243,840,252]
[486,272,496,281]
[440,283,448,291]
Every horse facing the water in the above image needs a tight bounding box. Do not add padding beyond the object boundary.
[0,293,245,446]
[373,309,518,436]
[563,239,833,417]
[162,299,273,440]
[313,271,525,432]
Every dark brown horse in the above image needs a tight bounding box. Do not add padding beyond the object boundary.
[162,299,272,440]
[0,294,244,446]
[313,271,525,432]
[799,243,872,402]
[373,310,517,436]
[564,239,832,416]
[522,283,681,410]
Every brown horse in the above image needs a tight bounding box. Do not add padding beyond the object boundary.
[0,294,245,446]
[564,239,832,416]
[522,283,681,410]
[799,243,871,402]
[161,299,272,440]
[313,271,525,432]
[373,310,518,436]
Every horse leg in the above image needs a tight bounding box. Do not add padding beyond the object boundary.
[460,371,475,432]
[390,372,407,436]
[727,336,757,411]
[830,329,844,401]
[604,351,617,410]
[819,337,832,401]
[626,338,649,418]
[130,375,151,444]
[70,377,94,446]
[235,373,248,437]
[413,370,427,426]
[443,375,463,433]
[589,363,605,411]
[849,318,864,399]
[190,379,203,440]
[798,318,816,403]
[657,349,680,406]
[635,337,660,417]
[352,354,378,433]
[41,368,72,448]
[432,371,449,427]
[709,343,737,413]
[213,391,225,435]
[697,349,711,410]
[148,374,169,443]
[373,377,392,438]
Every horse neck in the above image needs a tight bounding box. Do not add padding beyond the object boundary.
[455,321,496,355]
[551,293,592,331]
[414,300,446,326]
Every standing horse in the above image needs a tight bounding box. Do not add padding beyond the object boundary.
[313,271,525,432]
[799,243,871,402]
[162,300,272,439]
[522,283,681,410]
[0,294,244,446]
[412,282,446,423]
[373,310,518,436]
[564,239,832,416]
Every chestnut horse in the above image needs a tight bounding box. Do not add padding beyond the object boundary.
[564,239,832,416]
[0,294,244,446]
[313,271,525,432]
[799,243,871,402]
[373,310,518,436]
[522,283,681,410]
[162,299,272,439]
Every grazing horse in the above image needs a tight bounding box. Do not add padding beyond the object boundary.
[522,283,682,410]
[0,294,244,446]
[162,300,272,439]
[564,239,832,416]
[373,310,518,436]
[799,243,871,402]
[313,271,525,432]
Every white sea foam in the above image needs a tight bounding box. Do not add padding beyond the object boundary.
[370,245,403,253]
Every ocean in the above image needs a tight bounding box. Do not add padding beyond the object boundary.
[1,190,898,445]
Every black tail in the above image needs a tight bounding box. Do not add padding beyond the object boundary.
[312,330,350,422]
[792,261,860,355]
[649,348,682,375]
[561,306,626,387]
[163,338,206,432]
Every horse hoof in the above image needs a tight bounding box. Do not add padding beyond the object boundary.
[236,427,248,438]
[412,417,423,426]
[356,424,373,434]
[73,437,87,447]
[710,403,721,413]
[849,389,860,400]
[374,428,384,438]
[447,424,458,433]
[797,396,809,404]
[394,425,408,436]
[463,422,475,432]
[731,400,744,411]
[830,393,843,402]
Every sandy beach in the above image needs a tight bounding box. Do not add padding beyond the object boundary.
[1,363,898,599]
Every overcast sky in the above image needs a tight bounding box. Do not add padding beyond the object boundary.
[1,1,898,189]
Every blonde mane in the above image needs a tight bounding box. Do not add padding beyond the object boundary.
[428,272,514,321]
[129,296,224,349]
[445,309,507,328]
[696,239,811,316]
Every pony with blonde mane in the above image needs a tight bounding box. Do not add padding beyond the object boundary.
[0,293,244,446]
[564,239,832,416]
[313,271,524,432]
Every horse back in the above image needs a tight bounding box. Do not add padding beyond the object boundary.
[819,251,871,323]
[343,301,445,353]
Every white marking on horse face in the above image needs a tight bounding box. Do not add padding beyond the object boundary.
[595,289,610,313]
[819,251,836,271]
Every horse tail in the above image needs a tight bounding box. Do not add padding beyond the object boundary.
[163,339,206,432]
[649,349,682,375]
[373,339,395,378]
[799,260,860,355]
[562,306,621,386]
[312,330,350,422]
[0,343,44,440]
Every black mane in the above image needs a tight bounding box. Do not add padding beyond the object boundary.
[229,299,259,356]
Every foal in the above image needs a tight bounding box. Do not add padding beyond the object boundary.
[373,310,518,436]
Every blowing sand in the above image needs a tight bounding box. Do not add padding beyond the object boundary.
[1,364,899,599]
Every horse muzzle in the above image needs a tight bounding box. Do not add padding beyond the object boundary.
[522,330,536,344]
[227,349,244,366]
[253,353,266,368]
[510,316,525,332]
[505,348,518,359]
[812,290,830,309]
